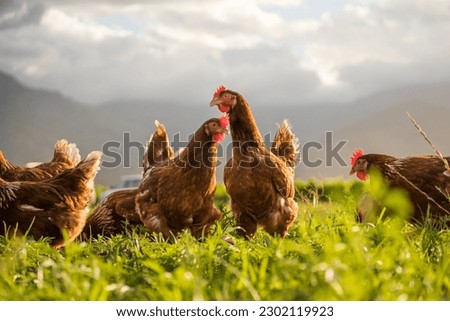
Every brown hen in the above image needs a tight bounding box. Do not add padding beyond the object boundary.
[350,149,450,226]
[82,120,174,239]
[81,188,142,239]
[0,151,101,248]
[210,86,299,238]
[135,117,228,240]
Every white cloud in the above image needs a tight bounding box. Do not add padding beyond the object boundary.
[0,0,450,106]
[257,0,305,7]
[297,0,450,94]
[42,8,131,42]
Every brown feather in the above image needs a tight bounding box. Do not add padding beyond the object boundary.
[81,188,142,239]
[135,119,224,240]
[271,120,300,169]
[356,153,450,225]
[143,120,174,173]
[216,90,299,238]
[0,151,101,248]
[82,120,178,239]
[0,139,81,182]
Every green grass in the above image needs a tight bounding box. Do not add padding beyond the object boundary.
[1,178,449,300]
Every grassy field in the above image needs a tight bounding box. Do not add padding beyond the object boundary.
[0,177,449,301]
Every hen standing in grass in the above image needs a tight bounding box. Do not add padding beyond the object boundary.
[209,86,299,238]
[0,151,102,248]
[0,139,80,181]
[350,149,450,225]
[82,120,174,239]
[135,117,228,240]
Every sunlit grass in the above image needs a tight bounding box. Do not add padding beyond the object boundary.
[0,179,449,300]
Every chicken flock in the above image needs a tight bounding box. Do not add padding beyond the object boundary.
[1,86,449,248]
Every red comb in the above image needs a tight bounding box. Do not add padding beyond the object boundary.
[219,115,229,129]
[213,85,227,98]
[351,149,364,166]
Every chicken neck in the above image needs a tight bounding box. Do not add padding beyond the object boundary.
[174,127,218,170]
[364,154,398,170]
[229,93,264,148]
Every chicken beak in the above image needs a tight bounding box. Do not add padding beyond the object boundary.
[220,128,229,135]
[349,167,356,175]
[210,97,222,107]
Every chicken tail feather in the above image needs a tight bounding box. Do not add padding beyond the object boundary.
[0,150,16,174]
[271,119,300,168]
[78,151,102,177]
[143,120,174,172]
[52,139,81,167]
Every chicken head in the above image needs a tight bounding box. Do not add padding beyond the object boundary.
[349,149,369,181]
[204,116,229,143]
[209,85,237,113]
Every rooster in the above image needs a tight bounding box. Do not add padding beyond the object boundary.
[0,139,81,181]
[350,149,450,225]
[135,117,229,240]
[0,151,101,248]
[209,86,299,238]
[82,121,174,239]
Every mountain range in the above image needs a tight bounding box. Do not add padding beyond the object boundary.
[1,70,449,185]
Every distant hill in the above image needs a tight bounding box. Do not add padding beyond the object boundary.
[300,99,450,179]
[1,70,449,184]
[0,72,149,185]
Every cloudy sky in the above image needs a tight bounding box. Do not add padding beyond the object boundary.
[1,0,450,107]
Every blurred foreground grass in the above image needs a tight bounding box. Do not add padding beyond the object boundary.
[0,178,449,300]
